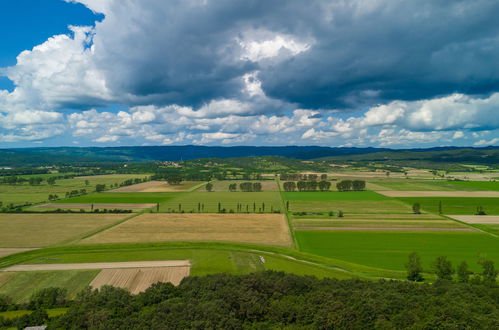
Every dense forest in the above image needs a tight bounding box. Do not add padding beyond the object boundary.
[1,272,497,329]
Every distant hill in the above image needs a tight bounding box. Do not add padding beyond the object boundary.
[317,146,499,165]
[0,145,498,166]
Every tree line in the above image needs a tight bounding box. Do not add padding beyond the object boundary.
[280,173,328,181]
[405,252,497,284]
[1,271,496,329]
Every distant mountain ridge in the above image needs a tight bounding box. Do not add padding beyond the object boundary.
[0,145,498,166]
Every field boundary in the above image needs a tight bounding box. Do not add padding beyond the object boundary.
[3,260,191,272]
[67,212,144,245]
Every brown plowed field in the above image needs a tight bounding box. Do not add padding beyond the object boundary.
[90,267,190,293]
[377,191,499,197]
[81,213,292,246]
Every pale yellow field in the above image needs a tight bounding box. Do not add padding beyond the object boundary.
[0,214,129,248]
[90,267,190,294]
[34,203,155,210]
[448,215,499,224]
[82,213,292,246]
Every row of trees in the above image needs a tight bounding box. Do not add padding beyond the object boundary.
[406,252,497,284]
[336,180,366,191]
[0,174,75,185]
[282,181,331,192]
[205,182,263,192]
[280,173,328,181]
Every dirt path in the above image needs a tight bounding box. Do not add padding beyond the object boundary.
[2,260,191,272]
[0,248,38,258]
[377,190,499,197]
[35,203,156,209]
[294,227,475,232]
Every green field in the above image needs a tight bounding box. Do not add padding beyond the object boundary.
[282,190,413,214]
[0,174,150,206]
[445,180,499,191]
[159,191,283,213]
[295,231,499,272]
[397,197,499,215]
[56,192,177,204]
[282,191,389,201]
[0,270,98,303]
[369,180,465,191]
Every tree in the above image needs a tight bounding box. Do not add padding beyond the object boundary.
[166,174,183,185]
[352,180,366,191]
[205,182,213,192]
[478,259,497,284]
[432,256,454,280]
[336,180,352,192]
[406,252,424,282]
[252,182,262,192]
[438,201,442,214]
[296,181,307,192]
[47,177,57,185]
[337,210,344,218]
[283,181,296,192]
[85,179,90,186]
[95,184,106,192]
[318,181,331,191]
[229,183,237,192]
[412,203,421,214]
[29,287,67,309]
[457,261,471,282]
[320,174,328,181]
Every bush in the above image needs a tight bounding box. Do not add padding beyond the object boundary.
[28,287,67,310]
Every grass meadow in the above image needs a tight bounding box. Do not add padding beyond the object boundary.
[159,191,283,213]
[295,231,499,272]
[0,174,150,206]
[0,270,99,303]
[396,197,499,215]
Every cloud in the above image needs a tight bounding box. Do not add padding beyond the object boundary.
[1,0,499,147]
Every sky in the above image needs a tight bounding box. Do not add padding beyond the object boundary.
[0,0,498,148]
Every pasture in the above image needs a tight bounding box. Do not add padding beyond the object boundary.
[369,180,466,191]
[81,213,292,246]
[283,190,414,214]
[378,191,499,197]
[0,174,150,206]
[0,214,130,247]
[159,191,283,213]
[396,197,499,215]
[295,231,499,271]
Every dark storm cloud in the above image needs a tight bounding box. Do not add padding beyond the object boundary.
[258,0,499,108]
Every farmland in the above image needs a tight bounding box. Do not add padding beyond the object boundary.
[396,197,499,215]
[81,213,292,247]
[1,161,498,302]
[0,214,131,247]
[55,192,176,204]
[295,231,499,272]
[0,174,150,206]
[159,191,283,213]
